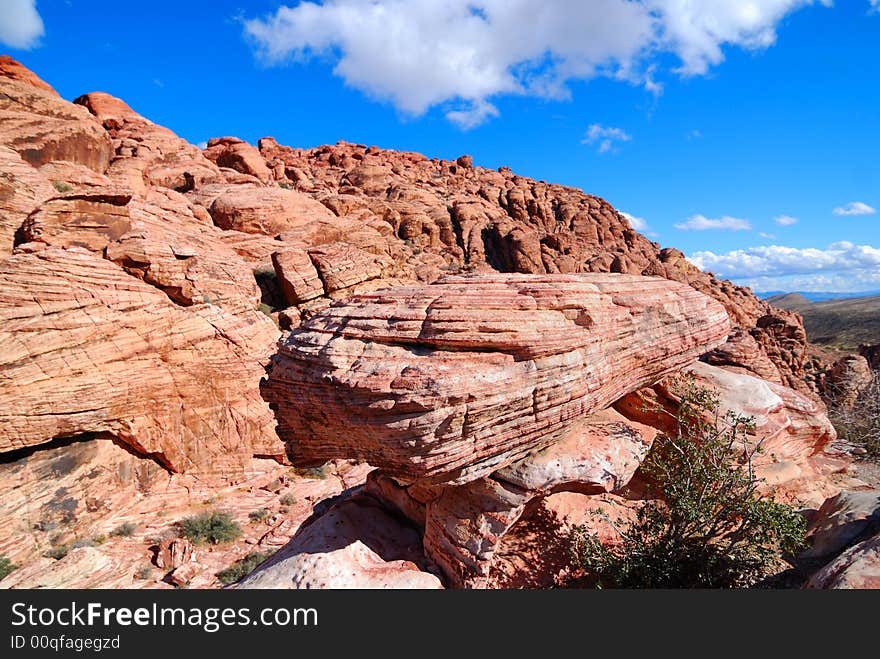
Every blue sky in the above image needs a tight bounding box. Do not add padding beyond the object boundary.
[2,0,879,293]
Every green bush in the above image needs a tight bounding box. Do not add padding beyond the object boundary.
[110,522,137,537]
[216,552,271,586]
[0,556,17,580]
[51,180,73,193]
[134,566,153,580]
[248,508,271,523]
[570,375,807,588]
[178,511,242,546]
[279,493,296,506]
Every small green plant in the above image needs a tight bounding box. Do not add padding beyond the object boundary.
[570,375,807,589]
[216,552,271,586]
[178,511,242,545]
[278,182,293,190]
[134,566,153,580]
[248,508,271,523]
[292,465,328,480]
[45,545,70,560]
[279,493,296,506]
[51,180,73,193]
[110,522,137,537]
[0,556,17,580]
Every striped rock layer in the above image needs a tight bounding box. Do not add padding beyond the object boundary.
[265,273,730,485]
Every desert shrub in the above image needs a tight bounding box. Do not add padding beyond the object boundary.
[248,508,271,523]
[279,493,296,506]
[571,375,807,588]
[0,556,17,580]
[51,180,72,193]
[45,545,70,560]
[828,370,880,460]
[178,511,242,545]
[216,552,271,585]
[110,522,137,537]
[134,566,153,580]
[292,465,328,480]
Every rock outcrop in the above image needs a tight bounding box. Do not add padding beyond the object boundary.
[265,273,730,484]
[0,247,279,479]
[73,92,222,194]
[0,71,111,174]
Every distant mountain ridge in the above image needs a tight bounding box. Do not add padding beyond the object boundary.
[761,289,880,303]
[768,292,880,349]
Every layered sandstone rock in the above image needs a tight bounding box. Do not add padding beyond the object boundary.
[73,92,222,193]
[0,145,55,258]
[0,74,111,174]
[266,273,730,484]
[0,247,279,479]
[203,137,273,183]
[208,185,335,236]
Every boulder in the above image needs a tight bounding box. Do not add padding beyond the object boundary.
[209,185,335,236]
[235,494,442,589]
[803,490,880,559]
[807,532,880,589]
[265,273,730,484]
[203,137,273,183]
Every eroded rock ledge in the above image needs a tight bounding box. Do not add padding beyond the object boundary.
[264,273,730,485]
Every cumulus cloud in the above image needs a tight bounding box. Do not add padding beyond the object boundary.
[774,214,798,226]
[582,124,631,153]
[674,214,752,231]
[833,201,876,216]
[242,0,855,126]
[688,241,880,292]
[621,211,648,231]
[759,232,777,239]
[0,0,45,49]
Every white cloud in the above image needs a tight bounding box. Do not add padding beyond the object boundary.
[688,241,880,292]
[833,201,876,216]
[686,129,702,140]
[759,232,776,239]
[582,124,631,153]
[196,141,208,150]
[242,0,857,126]
[621,211,648,231]
[674,214,752,231]
[774,214,798,226]
[0,0,44,49]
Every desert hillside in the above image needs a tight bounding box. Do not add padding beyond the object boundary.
[0,55,877,590]
[769,292,880,349]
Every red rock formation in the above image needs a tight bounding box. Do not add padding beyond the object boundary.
[0,145,55,258]
[208,185,336,236]
[0,247,280,480]
[0,55,58,94]
[203,137,273,183]
[0,73,111,174]
[73,91,222,193]
[266,273,729,484]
